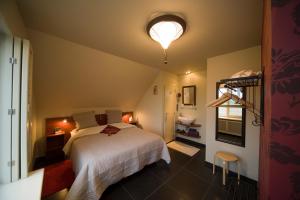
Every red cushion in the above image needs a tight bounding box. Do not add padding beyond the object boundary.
[42,160,75,198]
[100,125,120,136]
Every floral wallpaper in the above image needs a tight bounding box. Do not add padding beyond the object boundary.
[271,0,300,199]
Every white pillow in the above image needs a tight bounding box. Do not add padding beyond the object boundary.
[106,110,122,124]
[72,111,98,130]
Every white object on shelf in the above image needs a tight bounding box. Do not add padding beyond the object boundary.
[0,169,44,200]
[177,116,195,125]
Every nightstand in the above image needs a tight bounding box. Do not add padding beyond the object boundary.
[46,132,66,164]
[129,121,138,126]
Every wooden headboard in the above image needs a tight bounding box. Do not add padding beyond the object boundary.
[45,112,133,143]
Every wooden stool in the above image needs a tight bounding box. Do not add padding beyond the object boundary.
[213,151,240,185]
[42,160,75,198]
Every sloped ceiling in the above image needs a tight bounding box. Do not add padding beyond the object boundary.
[29,29,159,116]
[17,0,262,74]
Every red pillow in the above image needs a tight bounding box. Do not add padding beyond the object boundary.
[100,125,120,136]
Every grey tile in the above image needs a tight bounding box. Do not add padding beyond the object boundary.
[167,169,210,200]
[146,184,186,200]
[185,159,215,183]
[169,148,191,165]
[145,159,183,181]
[204,185,228,200]
[121,169,163,200]
[100,183,133,200]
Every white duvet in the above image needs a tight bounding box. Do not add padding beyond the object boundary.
[63,123,171,200]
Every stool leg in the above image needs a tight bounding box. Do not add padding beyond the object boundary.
[226,162,229,174]
[222,161,226,185]
[213,155,216,174]
[237,161,240,185]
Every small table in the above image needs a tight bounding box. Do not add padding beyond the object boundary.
[0,169,44,200]
[213,151,240,185]
[46,132,66,164]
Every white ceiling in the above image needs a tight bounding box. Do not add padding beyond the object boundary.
[17,0,262,74]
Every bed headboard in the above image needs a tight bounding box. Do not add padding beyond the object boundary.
[45,112,133,143]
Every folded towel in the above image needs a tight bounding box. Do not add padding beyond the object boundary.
[231,70,261,78]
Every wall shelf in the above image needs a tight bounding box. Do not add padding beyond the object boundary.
[176,131,201,139]
[219,74,262,88]
[175,121,202,128]
[218,73,264,126]
[175,121,202,139]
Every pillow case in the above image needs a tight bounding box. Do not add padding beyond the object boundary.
[72,111,98,130]
[100,125,120,136]
[106,110,122,124]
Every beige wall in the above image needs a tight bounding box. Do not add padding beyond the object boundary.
[206,46,261,180]
[28,29,159,156]
[0,0,27,37]
[135,71,178,136]
[177,70,207,144]
[136,69,207,142]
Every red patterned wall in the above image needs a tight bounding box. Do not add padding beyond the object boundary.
[269,0,300,199]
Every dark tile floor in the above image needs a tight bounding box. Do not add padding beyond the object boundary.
[100,147,258,200]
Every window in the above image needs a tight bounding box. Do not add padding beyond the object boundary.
[218,87,243,120]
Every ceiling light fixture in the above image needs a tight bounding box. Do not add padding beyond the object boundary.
[147,14,186,64]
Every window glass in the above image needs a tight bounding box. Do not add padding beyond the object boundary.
[218,86,243,120]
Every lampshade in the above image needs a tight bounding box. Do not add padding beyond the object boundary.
[147,15,186,49]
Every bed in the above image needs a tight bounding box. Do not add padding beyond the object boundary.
[62,122,171,200]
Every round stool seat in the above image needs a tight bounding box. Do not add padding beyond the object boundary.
[216,151,238,162]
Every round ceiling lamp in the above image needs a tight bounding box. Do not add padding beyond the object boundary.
[146,14,186,64]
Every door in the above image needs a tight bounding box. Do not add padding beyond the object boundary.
[0,34,13,183]
[163,83,177,143]
[11,37,22,181]
[20,39,31,179]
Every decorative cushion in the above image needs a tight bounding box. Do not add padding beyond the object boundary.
[100,125,120,136]
[72,111,98,130]
[106,110,122,124]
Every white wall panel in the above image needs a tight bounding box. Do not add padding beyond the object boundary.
[0,34,13,183]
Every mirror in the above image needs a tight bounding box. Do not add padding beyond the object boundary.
[216,82,246,147]
[182,85,196,105]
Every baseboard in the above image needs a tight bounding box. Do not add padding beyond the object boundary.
[175,137,206,148]
[204,161,258,185]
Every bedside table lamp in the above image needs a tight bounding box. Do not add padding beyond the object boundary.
[122,113,133,123]
[52,119,68,134]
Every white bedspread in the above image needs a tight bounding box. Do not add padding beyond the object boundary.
[63,123,171,200]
